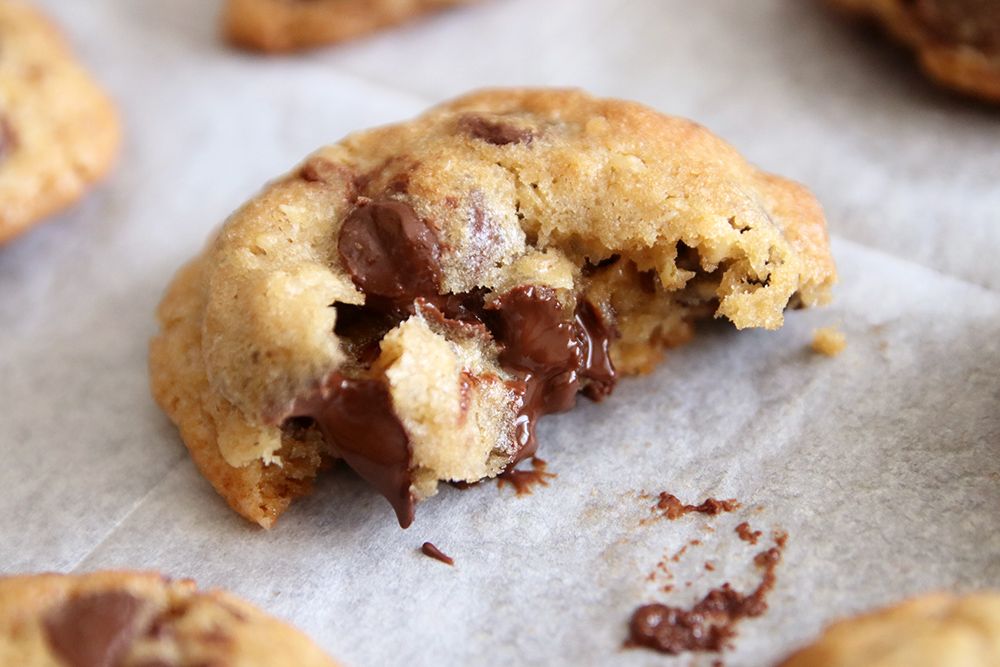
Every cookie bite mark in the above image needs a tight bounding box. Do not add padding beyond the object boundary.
[44,591,148,667]
[289,373,415,527]
[338,198,442,301]
[459,114,535,146]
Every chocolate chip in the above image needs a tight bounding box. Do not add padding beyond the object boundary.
[44,591,147,667]
[459,114,534,146]
[490,285,578,375]
[338,199,443,301]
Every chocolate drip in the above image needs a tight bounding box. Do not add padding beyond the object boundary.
[290,373,414,528]
[497,457,556,495]
[490,286,617,462]
[43,591,147,667]
[420,542,454,565]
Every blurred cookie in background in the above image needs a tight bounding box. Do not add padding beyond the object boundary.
[779,591,1000,666]
[223,0,480,53]
[0,571,341,666]
[0,1,121,245]
[829,0,1000,103]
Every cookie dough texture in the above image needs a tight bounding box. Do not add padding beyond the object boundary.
[223,0,478,52]
[150,88,836,528]
[830,0,1000,102]
[0,1,120,244]
[780,592,1000,667]
[0,571,338,667]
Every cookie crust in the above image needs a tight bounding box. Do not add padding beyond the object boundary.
[0,571,339,666]
[222,0,478,52]
[829,0,1000,103]
[150,88,836,528]
[0,1,121,244]
[779,592,1000,666]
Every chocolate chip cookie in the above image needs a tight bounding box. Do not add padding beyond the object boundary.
[829,0,1000,103]
[779,592,1000,666]
[149,88,836,529]
[0,571,339,666]
[223,0,478,52]
[0,1,121,244]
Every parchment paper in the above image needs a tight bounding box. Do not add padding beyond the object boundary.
[1,1,998,665]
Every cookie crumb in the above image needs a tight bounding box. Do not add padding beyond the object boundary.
[420,542,454,566]
[811,327,846,357]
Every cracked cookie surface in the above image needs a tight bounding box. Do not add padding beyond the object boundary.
[779,592,1000,666]
[829,0,1000,103]
[223,0,479,52]
[149,88,836,528]
[0,571,339,667]
[0,1,120,244]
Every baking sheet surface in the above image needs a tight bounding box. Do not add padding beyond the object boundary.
[1,1,998,665]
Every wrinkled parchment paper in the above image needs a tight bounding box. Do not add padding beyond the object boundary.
[1,1,998,665]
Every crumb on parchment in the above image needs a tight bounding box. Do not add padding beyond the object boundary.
[811,327,846,357]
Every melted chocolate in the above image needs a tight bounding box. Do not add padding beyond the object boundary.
[290,373,414,528]
[459,114,534,146]
[420,542,454,565]
[288,201,619,527]
[497,457,557,495]
[490,286,616,461]
[338,198,443,301]
[650,493,741,521]
[43,591,147,667]
[627,533,787,656]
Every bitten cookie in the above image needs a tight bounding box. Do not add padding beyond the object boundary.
[223,0,478,52]
[779,592,1000,666]
[0,1,121,244]
[149,88,836,529]
[0,571,339,666]
[829,0,1000,103]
